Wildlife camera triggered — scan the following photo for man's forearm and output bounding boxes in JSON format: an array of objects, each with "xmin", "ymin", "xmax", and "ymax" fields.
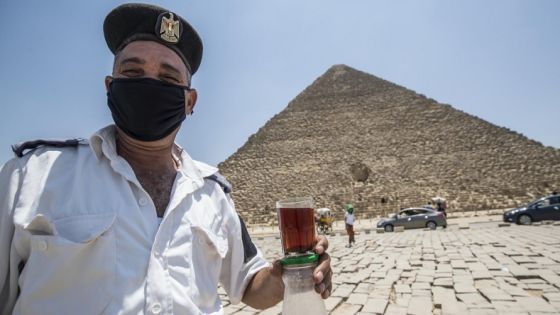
[{"xmin": 242, "ymin": 264, "xmax": 284, "ymax": 309}]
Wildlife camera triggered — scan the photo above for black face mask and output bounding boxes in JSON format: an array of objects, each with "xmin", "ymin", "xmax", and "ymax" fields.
[{"xmin": 107, "ymin": 78, "xmax": 189, "ymax": 141}]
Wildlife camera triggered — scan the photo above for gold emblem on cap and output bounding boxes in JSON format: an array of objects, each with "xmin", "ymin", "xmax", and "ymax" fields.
[{"xmin": 159, "ymin": 12, "xmax": 180, "ymax": 43}]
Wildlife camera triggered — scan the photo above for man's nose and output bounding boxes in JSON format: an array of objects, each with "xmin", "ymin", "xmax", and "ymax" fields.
[
  {"xmin": 141, "ymin": 73, "xmax": 161, "ymax": 80},
  {"xmin": 139, "ymin": 66, "xmax": 162, "ymax": 81}
]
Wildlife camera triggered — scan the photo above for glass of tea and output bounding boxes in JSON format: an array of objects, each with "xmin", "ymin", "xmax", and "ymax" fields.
[{"xmin": 276, "ymin": 196, "xmax": 316, "ymax": 256}]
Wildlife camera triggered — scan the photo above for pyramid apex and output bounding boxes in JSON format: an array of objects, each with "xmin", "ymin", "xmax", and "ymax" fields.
[
  {"xmin": 319, "ymin": 64, "xmax": 389, "ymax": 83},
  {"xmin": 325, "ymin": 64, "xmax": 361, "ymax": 74},
  {"xmin": 329, "ymin": 64, "xmax": 353, "ymax": 70}
]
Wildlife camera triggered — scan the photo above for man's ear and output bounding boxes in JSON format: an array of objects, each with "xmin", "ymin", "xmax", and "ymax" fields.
[
  {"xmin": 186, "ymin": 89, "xmax": 198, "ymax": 115},
  {"xmin": 104, "ymin": 76, "xmax": 113, "ymax": 91}
]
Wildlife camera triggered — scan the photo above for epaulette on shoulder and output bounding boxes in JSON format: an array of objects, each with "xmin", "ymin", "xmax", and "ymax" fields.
[
  {"xmin": 204, "ymin": 173, "xmax": 232, "ymax": 194},
  {"xmin": 12, "ymin": 138, "xmax": 87, "ymax": 158}
]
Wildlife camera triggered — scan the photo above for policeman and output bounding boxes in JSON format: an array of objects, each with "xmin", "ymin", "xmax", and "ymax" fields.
[{"xmin": 0, "ymin": 3, "xmax": 332, "ymax": 314}]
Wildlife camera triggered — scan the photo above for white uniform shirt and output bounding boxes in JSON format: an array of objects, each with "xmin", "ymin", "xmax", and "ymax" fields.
[
  {"xmin": 345, "ymin": 213, "xmax": 355, "ymax": 225},
  {"xmin": 0, "ymin": 125, "xmax": 269, "ymax": 315}
]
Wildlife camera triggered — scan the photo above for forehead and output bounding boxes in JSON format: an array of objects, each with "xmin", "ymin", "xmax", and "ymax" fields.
[{"xmin": 116, "ymin": 41, "xmax": 186, "ymax": 71}]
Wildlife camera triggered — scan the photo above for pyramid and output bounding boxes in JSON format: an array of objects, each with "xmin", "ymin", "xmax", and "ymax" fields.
[{"xmin": 219, "ymin": 65, "xmax": 560, "ymax": 225}]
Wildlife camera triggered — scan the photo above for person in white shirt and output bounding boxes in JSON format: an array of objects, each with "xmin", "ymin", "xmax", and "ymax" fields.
[
  {"xmin": 344, "ymin": 204, "xmax": 355, "ymax": 248},
  {"xmin": 0, "ymin": 3, "xmax": 332, "ymax": 314}
]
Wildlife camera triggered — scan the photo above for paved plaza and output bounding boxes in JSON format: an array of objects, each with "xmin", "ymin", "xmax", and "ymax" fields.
[{"xmin": 221, "ymin": 219, "xmax": 560, "ymax": 314}]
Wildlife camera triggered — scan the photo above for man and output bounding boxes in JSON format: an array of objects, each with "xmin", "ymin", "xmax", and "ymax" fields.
[
  {"xmin": 344, "ymin": 204, "xmax": 355, "ymax": 248},
  {"xmin": 0, "ymin": 3, "xmax": 331, "ymax": 314},
  {"xmin": 436, "ymin": 201, "xmax": 447, "ymax": 217}
]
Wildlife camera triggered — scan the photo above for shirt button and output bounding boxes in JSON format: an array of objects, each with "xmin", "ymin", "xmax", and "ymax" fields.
[
  {"xmin": 150, "ymin": 302, "xmax": 162, "ymax": 314},
  {"xmin": 138, "ymin": 197, "xmax": 148, "ymax": 207},
  {"xmin": 37, "ymin": 240, "xmax": 48, "ymax": 251}
]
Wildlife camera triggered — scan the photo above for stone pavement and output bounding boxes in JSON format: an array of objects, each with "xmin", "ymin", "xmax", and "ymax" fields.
[{"xmin": 221, "ymin": 221, "xmax": 560, "ymax": 314}]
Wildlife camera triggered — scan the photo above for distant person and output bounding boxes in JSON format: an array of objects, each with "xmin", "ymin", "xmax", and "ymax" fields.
[
  {"xmin": 553, "ymin": 190, "xmax": 559, "ymax": 195},
  {"xmin": 436, "ymin": 201, "xmax": 447, "ymax": 217},
  {"xmin": 425, "ymin": 201, "xmax": 435, "ymax": 210},
  {"xmin": 345, "ymin": 204, "xmax": 356, "ymax": 247}
]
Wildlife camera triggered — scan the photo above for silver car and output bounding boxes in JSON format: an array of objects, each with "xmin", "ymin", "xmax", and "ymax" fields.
[
  {"xmin": 377, "ymin": 208, "xmax": 447, "ymax": 232},
  {"xmin": 503, "ymin": 195, "xmax": 560, "ymax": 225}
]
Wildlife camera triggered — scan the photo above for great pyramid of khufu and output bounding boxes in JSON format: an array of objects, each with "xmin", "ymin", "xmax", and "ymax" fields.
[{"xmin": 219, "ymin": 65, "xmax": 560, "ymax": 225}]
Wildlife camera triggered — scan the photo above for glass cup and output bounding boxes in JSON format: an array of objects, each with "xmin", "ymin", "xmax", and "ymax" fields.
[{"xmin": 276, "ymin": 196, "xmax": 316, "ymax": 255}]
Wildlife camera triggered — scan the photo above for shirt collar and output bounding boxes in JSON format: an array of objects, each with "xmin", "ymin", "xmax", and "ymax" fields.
[
  {"xmin": 89, "ymin": 125, "xmax": 218, "ymax": 185},
  {"xmin": 90, "ymin": 125, "xmax": 118, "ymax": 162}
]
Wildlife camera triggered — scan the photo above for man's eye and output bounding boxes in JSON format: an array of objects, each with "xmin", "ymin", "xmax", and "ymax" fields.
[
  {"xmin": 164, "ymin": 76, "xmax": 180, "ymax": 83},
  {"xmin": 122, "ymin": 69, "xmax": 141, "ymax": 76}
]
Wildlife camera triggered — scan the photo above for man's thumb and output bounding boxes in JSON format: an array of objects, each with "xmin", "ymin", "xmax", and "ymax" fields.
[{"xmin": 270, "ymin": 259, "xmax": 283, "ymax": 277}]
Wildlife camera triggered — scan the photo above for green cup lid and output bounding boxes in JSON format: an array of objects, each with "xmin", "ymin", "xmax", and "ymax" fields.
[{"xmin": 280, "ymin": 254, "xmax": 319, "ymax": 266}]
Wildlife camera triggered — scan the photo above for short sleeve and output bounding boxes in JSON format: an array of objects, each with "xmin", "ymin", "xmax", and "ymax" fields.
[{"xmin": 218, "ymin": 199, "xmax": 269, "ymax": 305}]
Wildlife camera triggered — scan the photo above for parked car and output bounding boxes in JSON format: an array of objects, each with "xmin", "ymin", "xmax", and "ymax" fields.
[
  {"xmin": 503, "ymin": 195, "xmax": 560, "ymax": 225},
  {"xmin": 377, "ymin": 208, "xmax": 447, "ymax": 232}
]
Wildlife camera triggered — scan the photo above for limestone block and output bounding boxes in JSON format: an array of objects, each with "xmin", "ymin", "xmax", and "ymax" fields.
[
  {"xmin": 432, "ymin": 287, "xmax": 456, "ymax": 308},
  {"xmin": 407, "ymin": 297, "xmax": 432, "ymax": 315},
  {"xmin": 346, "ymin": 293, "xmax": 369, "ymax": 305},
  {"xmin": 441, "ymin": 301, "xmax": 468, "ymax": 315},
  {"xmin": 454, "ymin": 283, "xmax": 478, "ymax": 294},
  {"xmin": 478, "ymin": 287, "xmax": 515, "ymax": 302},
  {"xmin": 362, "ymin": 298, "xmax": 388, "ymax": 314},
  {"xmin": 516, "ymin": 296, "xmax": 557, "ymax": 313},
  {"xmin": 325, "ymin": 297, "xmax": 343, "ymax": 312},
  {"xmin": 331, "ymin": 303, "xmax": 362, "ymax": 315}
]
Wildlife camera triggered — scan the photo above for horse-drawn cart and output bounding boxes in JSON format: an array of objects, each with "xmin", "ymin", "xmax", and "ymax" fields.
[{"xmin": 316, "ymin": 207, "xmax": 334, "ymax": 235}]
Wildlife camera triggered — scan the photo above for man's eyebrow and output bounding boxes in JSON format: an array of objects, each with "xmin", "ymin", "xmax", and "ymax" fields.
[
  {"xmin": 160, "ymin": 63, "xmax": 183, "ymax": 77},
  {"xmin": 119, "ymin": 57, "xmax": 145, "ymax": 66}
]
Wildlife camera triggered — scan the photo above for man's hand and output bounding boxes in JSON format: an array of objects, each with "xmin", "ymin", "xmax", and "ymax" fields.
[
  {"xmin": 269, "ymin": 235, "xmax": 332, "ymax": 298},
  {"xmin": 242, "ymin": 235, "xmax": 333, "ymax": 309},
  {"xmin": 312, "ymin": 235, "xmax": 332, "ymax": 299}
]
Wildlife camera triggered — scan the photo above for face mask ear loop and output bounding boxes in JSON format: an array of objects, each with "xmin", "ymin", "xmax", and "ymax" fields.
[{"xmin": 185, "ymin": 85, "xmax": 194, "ymax": 115}]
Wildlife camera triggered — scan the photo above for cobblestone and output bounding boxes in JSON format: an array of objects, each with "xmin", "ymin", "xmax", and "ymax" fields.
[
  {"xmin": 361, "ymin": 298, "xmax": 388, "ymax": 314},
  {"xmin": 223, "ymin": 221, "xmax": 560, "ymax": 314}
]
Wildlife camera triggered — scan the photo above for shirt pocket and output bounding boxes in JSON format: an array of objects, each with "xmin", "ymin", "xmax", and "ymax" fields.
[
  {"xmin": 189, "ymin": 225, "xmax": 229, "ymax": 308},
  {"xmin": 16, "ymin": 212, "xmax": 117, "ymax": 315}
]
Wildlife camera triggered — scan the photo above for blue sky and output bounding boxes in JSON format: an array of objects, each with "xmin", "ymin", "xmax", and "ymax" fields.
[{"xmin": 1, "ymin": 1, "xmax": 559, "ymax": 166}]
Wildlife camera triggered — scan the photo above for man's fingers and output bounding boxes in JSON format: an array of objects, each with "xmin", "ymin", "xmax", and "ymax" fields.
[
  {"xmin": 312, "ymin": 236, "xmax": 332, "ymax": 299},
  {"xmin": 315, "ymin": 270, "xmax": 324, "ymax": 282},
  {"xmin": 314, "ymin": 253, "xmax": 331, "ymax": 281},
  {"xmin": 314, "ymin": 235, "xmax": 329, "ymax": 254},
  {"xmin": 317, "ymin": 252, "xmax": 331, "ymax": 271},
  {"xmin": 314, "ymin": 282, "xmax": 325, "ymax": 294},
  {"xmin": 314, "ymin": 268, "xmax": 333, "ymax": 297},
  {"xmin": 321, "ymin": 280, "xmax": 332, "ymax": 299}
]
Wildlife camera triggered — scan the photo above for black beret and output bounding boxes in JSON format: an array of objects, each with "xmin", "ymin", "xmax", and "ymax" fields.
[{"xmin": 104, "ymin": 3, "xmax": 203, "ymax": 74}]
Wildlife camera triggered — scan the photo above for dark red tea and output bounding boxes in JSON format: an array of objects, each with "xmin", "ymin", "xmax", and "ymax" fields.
[{"xmin": 278, "ymin": 207, "xmax": 316, "ymax": 254}]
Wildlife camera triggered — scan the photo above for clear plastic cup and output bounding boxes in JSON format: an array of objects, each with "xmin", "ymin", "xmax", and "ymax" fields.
[{"xmin": 281, "ymin": 255, "xmax": 327, "ymax": 315}]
